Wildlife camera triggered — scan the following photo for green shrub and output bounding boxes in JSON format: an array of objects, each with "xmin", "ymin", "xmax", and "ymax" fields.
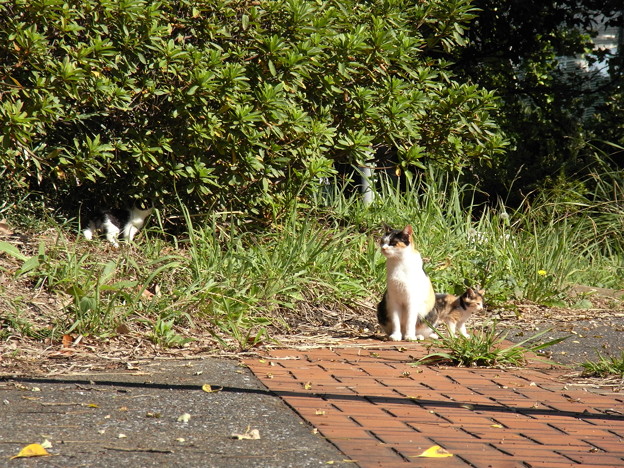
[{"xmin": 0, "ymin": 0, "xmax": 506, "ymax": 221}]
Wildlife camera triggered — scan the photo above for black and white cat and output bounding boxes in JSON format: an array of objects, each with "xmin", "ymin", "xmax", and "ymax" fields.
[
  {"xmin": 377, "ymin": 225, "xmax": 436, "ymax": 341},
  {"xmin": 82, "ymin": 199, "xmax": 153, "ymax": 248}
]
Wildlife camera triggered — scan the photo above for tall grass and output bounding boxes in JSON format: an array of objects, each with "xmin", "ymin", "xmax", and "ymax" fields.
[
  {"xmin": 322, "ymin": 167, "xmax": 623, "ymax": 305},
  {"xmin": 2, "ymin": 165, "xmax": 622, "ymax": 349}
]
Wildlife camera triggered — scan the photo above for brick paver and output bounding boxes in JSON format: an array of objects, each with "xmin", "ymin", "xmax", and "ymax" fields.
[{"xmin": 244, "ymin": 340, "xmax": 624, "ymax": 467}]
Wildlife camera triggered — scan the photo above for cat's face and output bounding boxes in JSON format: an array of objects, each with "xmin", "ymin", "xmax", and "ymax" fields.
[
  {"xmin": 379, "ymin": 225, "xmax": 414, "ymax": 258},
  {"xmin": 462, "ymin": 288, "xmax": 485, "ymax": 311},
  {"xmin": 134, "ymin": 199, "xmax": 153, "ymax": 212}
]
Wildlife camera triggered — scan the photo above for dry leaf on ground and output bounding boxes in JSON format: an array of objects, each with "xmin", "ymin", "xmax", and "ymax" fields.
[
  {"xmin": 231, "ymin": 426, "xmax": 260, "ymax": 440},
  {"xmin": 0, "ymin": 220, "xmax": 13, "ymax": 236},
  {"xmin": 10, "ymin": 443, "xmax": 50, "ymax": 459},
  {"xmin": 414, "ymin": 445, "xmax": 453, "ymax": 458},
  {"xmin": 201, "ymin": 384, "xmax": 223, "ymax": 393}
]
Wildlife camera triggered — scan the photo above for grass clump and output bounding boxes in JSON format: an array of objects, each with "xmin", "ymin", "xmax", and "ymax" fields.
[
  {"xmin": 1, "ymin": 163, "xmax": 622, "ymax": 353},
  {"xmin": 1, "ymin": 207, "xmax": 380, "ymax": 351},
  {"xmin": 416, "ymin": 324, "xmax": 568, "ymax": 368},
  {"xmin": 581, "ymin": 352, "xmax": 624, "ymax": 378}
]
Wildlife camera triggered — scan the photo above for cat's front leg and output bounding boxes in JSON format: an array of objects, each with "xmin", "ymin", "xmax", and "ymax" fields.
[
  {"xmin": 106, "ymin": 230, "xmax": 121, "ymax": 248},
  {"xmin": 402, "ymin": 311, "xmax": 419, "ymax": 341},
  {"xmin": 459, "ymin": 323, "xmax": 471, "ymax": 338},
  {"xmin": 124, "ymin": 222, "xmax": 141, "ymax": 242},
  {"xmin": 386, "ymin": 311, "xmax": 403, "ymax": 341},
  {"xmin": 83, "ymin": 221, "xmax": 96, "ymax": 240}
]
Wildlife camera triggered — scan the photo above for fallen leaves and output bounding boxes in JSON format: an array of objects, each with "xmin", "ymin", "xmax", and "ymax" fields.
[
  {"xmin": 57, "ymin": 333, "xmax": 84, "ymax": 356},
  {"xmin": 41, "ymin": 439, "xmax": 53, "ymax": 449},
  {"xmin": 0, "ymin": 219, "xmax": 13, "ymax": 236},
  {"xmin": 201, "ymin": 384, "xmax": 223, "ymax": 393},
  {"xmin": 414, "ymin": 445, "xmax": 454, "ymax": 458},
  {"xmin": 61, "ymin": 334, "xmax": 73, "ymax": 348},
  {"xmin": 11, "ymin": 443, "xmax": 50, "ymax": 459},
  {"xmin": 231, "ymin": 426, "xmax": 260, "ymax": 440},
  {"xmin": 115, "ymin": 323, "xmax": 131, "ymax": 335}
]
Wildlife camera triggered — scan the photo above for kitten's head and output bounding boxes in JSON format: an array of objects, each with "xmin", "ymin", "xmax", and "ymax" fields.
[
  {"xmin": 379, "ymin": 225, "xmax": 415, "ymax": 258},
  {"xmin": 461, "ymin": 288, "xmax": 485, "ymax": 312},
  {"xmin": 134, "ymin": 198, "xmax": 153, "ymax": 213}
]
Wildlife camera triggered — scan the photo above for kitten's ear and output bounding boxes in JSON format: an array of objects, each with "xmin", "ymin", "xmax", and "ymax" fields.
[
  {"xmin": 382, "ymin": 222, "xmax": 392, "ymax": 233},
  {"xmin": 403, "ymin": 225, "xmax": 413, "ymax": 236},
  {"xmin": 465, "ymin": 287, "xmax": 476, "ymax": 297},
  {"xmin": 138, "ymin": 199, "xmax": 153, "ymax": 210}
]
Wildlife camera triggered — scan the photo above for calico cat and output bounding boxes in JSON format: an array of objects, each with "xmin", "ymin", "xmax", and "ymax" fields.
[
  {"xmin": 422, "ymin": 287, "xmax": 485, "ymax": 338},
  {"xmin": 376, "ymin": 225, "xmax": 436, "ymax": 341},
  {"xmin": 82, "ymin": 199, "xmax": 153, "ymax": 248}
]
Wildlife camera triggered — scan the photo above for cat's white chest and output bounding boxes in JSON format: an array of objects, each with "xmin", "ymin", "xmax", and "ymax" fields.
[
  {"xmin": 386, "ymin": 250, "xmax": 434, "ymax": 315},
  {"xmin": 129, "ymin": 215, "xmax": 146, "ymax": 229},
  {"xmin": 386, "ymin": 252, "xmax": 427, "ymax": 290},
  {"xmin": 122, "ymin": 207, "xmax": 152, "ymax": 241}
]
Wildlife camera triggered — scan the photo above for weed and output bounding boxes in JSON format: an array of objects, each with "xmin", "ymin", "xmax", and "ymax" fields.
[
  {"xmin": 0, "ymin": 313, "xmax": 57, "ymax": 340},
  {"xmin": 64, "ymin": 260, "xmax": 139, "ymax": 335},
  {"xmin": 150, "ymin": 318, "xmax": 193, "ymax": 348},
  {"xmin": 416, "ymin": 323, "xmax": 568, "ymax": 368},
  {"xmin": 581, "ymin": 352, "xmax": 624, "ymax": 378}
]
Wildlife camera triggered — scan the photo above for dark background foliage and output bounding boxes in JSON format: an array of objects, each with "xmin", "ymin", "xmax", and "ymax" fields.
[{"xmin": 451, "ymin": 0, "xmax": 623, "ymax": 203}]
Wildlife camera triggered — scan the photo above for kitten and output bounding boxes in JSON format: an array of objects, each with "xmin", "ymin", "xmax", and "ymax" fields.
[
  {"xmin": 423, "ymin": 288, "xmax": 485, "ymax": 338},
  {"xmin": 376, "ymin": 225, "xmax": 436, "ymax": 341},
  {"xmin": 82, "ymin": 199, "xmax": 153, "ymax": 248}
]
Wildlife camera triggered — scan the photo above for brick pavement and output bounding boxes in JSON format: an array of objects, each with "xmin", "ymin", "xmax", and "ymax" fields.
[{"xmin": 244, "ymin": 340, "xmax": 624, "ymax": 467}]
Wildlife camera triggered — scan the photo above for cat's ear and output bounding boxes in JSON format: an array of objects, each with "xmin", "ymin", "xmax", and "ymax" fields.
[
  {"xmin": 403, "ymin": 225, "xmax": 413, "ymax": 236},
  {"xmin": 465, "ymin": 287, "xmax": 476, "ymax": 297},
  {"xmin": 471, "ymin": 285, "xmax": 484, "ymax": 296},
  {"xmin": 140, "ymin": 199, "xmax": 153, "ymax": 210},
  {"xmin": 382, "ymin": 222, "xmax": 392, "ymax": 233}
]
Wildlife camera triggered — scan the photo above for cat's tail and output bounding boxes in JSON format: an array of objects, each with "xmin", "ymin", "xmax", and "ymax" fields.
[{"xmin": 376, "ymin": 292, "xmax": 390, "ymax": 333}]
